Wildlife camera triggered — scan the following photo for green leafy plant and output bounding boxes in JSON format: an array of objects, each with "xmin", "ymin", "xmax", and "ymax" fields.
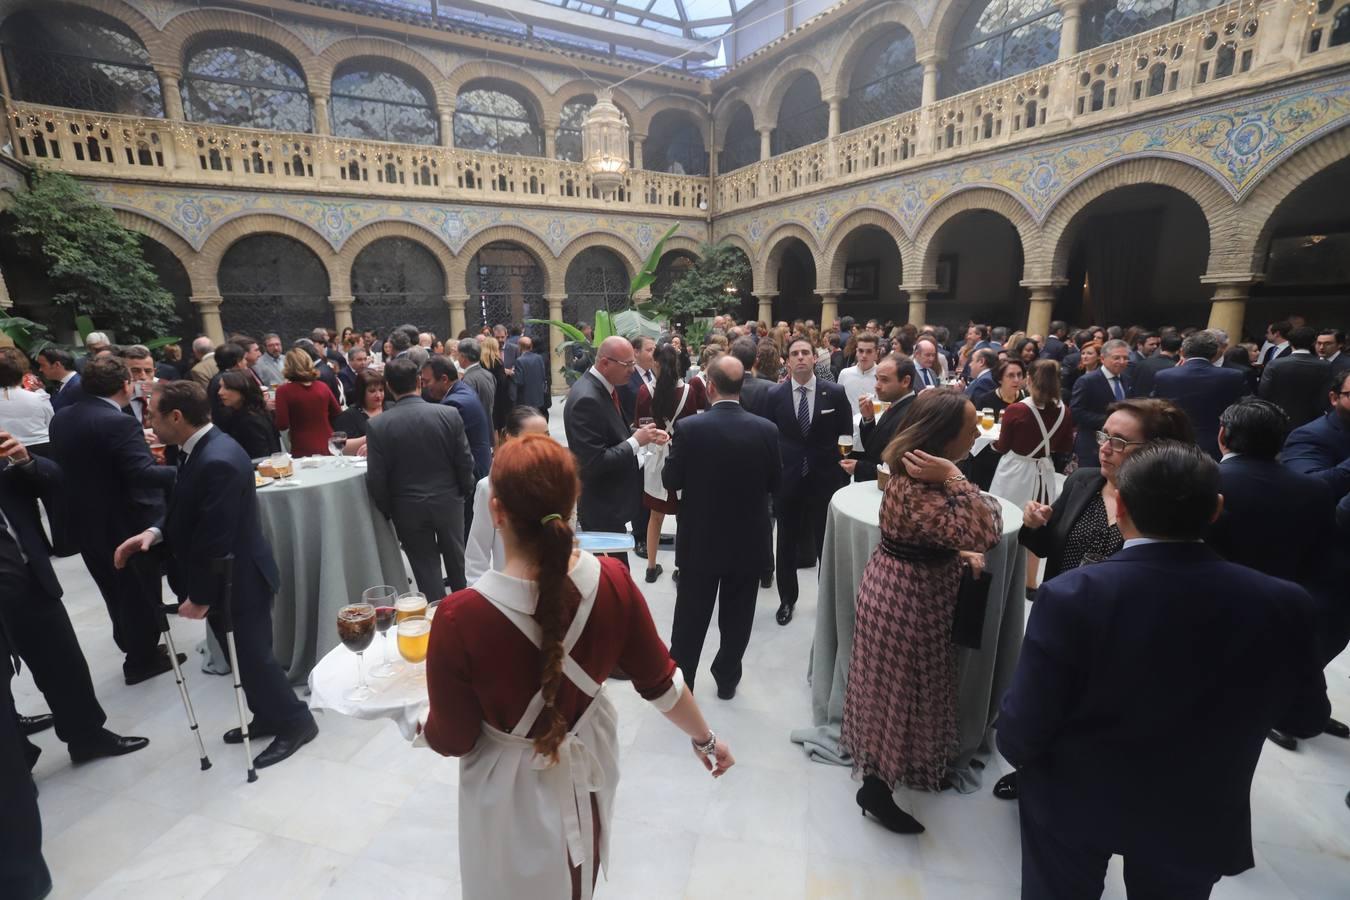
[
  {"xmin": 525, "ymin": 309, "xmax": 615, "ymax": 386},
  {"xmin": 636, "ymin": 240, "xmax": 750, "ymax": 325},
  {"xmin": 629, "ymin": 223, "xmax": 680, "ymax": 298},
  {"xmin": 9, "ymin": 169, "xmax": 176, "ymax": 343},
  {"xmin": 74, "ymin": 314, "xmax": 179, "ymax": 351},
  {"xmin": 0, "ymin": 309, "xmax": 52, "ymax": 355}
]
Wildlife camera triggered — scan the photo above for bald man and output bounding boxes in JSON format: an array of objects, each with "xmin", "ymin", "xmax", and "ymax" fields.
[{"xmin": 563, "ymin": 336, "xmax": 667, "ymax": 568}]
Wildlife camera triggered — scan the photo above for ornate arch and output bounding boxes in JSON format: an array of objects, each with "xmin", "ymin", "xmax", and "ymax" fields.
[
  {"xmin": 659, "ymin": 234, "xmax": 704, "ymax": 260},
  {"xmin": 545, "ymin": 81, "xmax": 641, "ymax": 131},
  {"xmin": 0, "ymin": 0, "xmax": 166, "ymax": 62},
  {"xmin": 446, "ymin": 61, "xmax": 550, "ymax": 124},
  {"xmin": 913, "ymin": 186, "xmax": 1039, "ymax": 284},
  {"xmin": 929, "ymin": 0, "xmax": 983, "ymax": 64},
  {"xmin": 160, "ymin": 9, "xmax": 324, "ymax": 88},
  {"xmin": 318, "ymin": 38, "xmax": 452, "ymax": 108},
  {"xmin": 756, "ymin": 52, "xmax": 831, "ymax": 127},
  {"xmin": 821, "ymin": 207, "xmax": 910, "ymax": 291},
  {"xmin": 335, "ymin": 220, "xmax": 451, "ymax": 292},
  {"xmin": 712, "ymin": 87, "xmax": 757, "ymax": 141},
  {"xmin": 755, "ymin": 222, "xmax": 823, "ymax": 294},
  {"xmin": 1040, "ymin": 157, "xmax": 1237, "ymax": 281},
  {"xmin": 827, "ymin": 1, "xmax": 932, "ymax": 100},
  {"xmin": 556, "ymin": 233, "xmax": 640, "ymax": 285},
  {"xmin": 114, "ymin": 209, "xmax": 211, "ymax": 295},
  {"xmin": 1237, "ymin": 125, "xmax": 1350, "ymax": 276},
  {"xmin": 634, "ymin": 95, "xmax": 711, "ymax": 147},
  {"xmin": 197, "ymin": 215, "xmax": 338, "ymax": 296},
  {"xmin": 448, "ymin": 225, "xmax": 557, "ymax": 296}
]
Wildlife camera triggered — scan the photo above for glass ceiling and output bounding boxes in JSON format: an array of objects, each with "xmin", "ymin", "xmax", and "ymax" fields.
[{"xmin": 549, "ymin": 0, "xmax": 738, "ymax": 39}]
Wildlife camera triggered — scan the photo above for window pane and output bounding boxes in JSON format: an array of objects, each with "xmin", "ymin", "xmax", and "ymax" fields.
[{"xmin": 1002, "ymin": 13, "xmax": 1062, "ymax": 80}]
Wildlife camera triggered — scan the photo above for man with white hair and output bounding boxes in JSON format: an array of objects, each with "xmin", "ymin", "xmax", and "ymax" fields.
[
  {"xmin": 188, "ymin": 336, "xmax": 217, "ymax": 386},
  {"xmin": 418, "ymin": 332, "xmax": 435, "ymax": 349}
]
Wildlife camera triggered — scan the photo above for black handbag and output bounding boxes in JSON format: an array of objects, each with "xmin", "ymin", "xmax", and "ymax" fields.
[{"xmin": 951, "ymin": 568, "xmax": 992, "ymax": 650}]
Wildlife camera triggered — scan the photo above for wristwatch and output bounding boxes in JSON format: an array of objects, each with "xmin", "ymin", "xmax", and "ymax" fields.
[{"xmin": 691, "ymin": 730, "xmax": 717, "ymax": 756}]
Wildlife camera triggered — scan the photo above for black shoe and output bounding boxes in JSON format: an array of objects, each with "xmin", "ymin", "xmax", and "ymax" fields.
[
  {"xmin": 993, "ymin": 771, "xmax": 1019, "ymax": 800},
  {"xmin": 224, "ymin": 723, "xmax": 278, "ymax": 745},
  {"xmin": 1324, "ymin": 717, "xmax": 1349, "ymax": 739},
  {"xmin": 1025, "ymin": 587, "xmax": 1038, "ymax": 603},
  {"xmin": 673, "ymin": 568, "xmax": 679, "ymax": 584},
  {"xmin": 644, "ymin": 564, "xmax": 663, "ymax": 583},
  {"xmin": 760, "ymin": 572, "xmax": 773, "ymax": 590},
  {"xmin": 252, "ymin": 718, "xmax": 318, "ymax": 770},
  {"xmin": 161, "ymin": 602, "xmax": 180, "ymax": 616},
  {"xmin": 124, "ymin": 651, "xmax": 187, "ymax": 686},
  {"xmin": 856, "ymin": 775, "xmax": 924, "ymax": 834},
  {"xmin": 776, "ymin": 602, "xmax": 795, "ymax": 626},
  {"xmin": 19, "ymin": 714, "xmax": 54, "ymax": 736},
  {"xmin": 69, "ymin": 729, "xmax": 150, "ymax": 763},
  {"xmin": 716, "ymin": 683, "xmax": 736, "ymax": 700},
  {"xmin": 1267, "ymin": 729, "xmax": 1298, "ymax": 751},
  {"xmin": 633, "ymin": 541, "xmax": 648, "ymax": 560}
]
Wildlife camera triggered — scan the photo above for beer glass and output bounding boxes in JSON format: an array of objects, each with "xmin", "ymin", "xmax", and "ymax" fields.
[
  {"xmin": 363, "ymin": 585, "xmax": 401, "ymax": 677},
  {"xmin": 397, "ymin": 616, "xmax": 432, "ymax": 682},
  {"xmin": 337, "ymin": 603, "xmax": 376, "ymax": 701},
  {"xmin": 395, "ymin": 592, "xmax": 427, "ymax": 623},
  {"xmin": 838, "ymin": 434, "xmax": 854, "ymax": 457},
  {"xmin": 980, "ymin": 408, "xmax": 996, "ymax": 431}
]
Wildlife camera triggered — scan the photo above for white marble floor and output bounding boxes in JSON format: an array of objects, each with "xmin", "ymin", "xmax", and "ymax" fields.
[{"xmin": 16, "ymin": 417, "xmax": 1350, "ymax": 898}]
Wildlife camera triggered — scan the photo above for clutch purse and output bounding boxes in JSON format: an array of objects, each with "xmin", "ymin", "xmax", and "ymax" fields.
[{"xmin": 951, "ymin": 568, "xmax": 992, "ymax": 650}]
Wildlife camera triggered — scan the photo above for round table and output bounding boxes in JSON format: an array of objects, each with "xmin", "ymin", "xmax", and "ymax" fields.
[
  {"xmin": 789, "ymin": 481, "xmax": 1026, "ymax": 793},
  {"xmin": 854, "ymin": 413, "xmax": 999, "ymax": 456}
]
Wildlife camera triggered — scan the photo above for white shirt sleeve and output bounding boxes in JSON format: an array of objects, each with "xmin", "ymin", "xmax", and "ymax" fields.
[{"xmin": 464, "ymin": 478, "xmax": 496, "ymax": 585}]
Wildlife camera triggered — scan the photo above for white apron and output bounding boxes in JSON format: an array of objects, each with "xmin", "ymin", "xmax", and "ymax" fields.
[
  {"xmin": 988, "ymin": 397, "xmax": 1065, "ymax": 507},
  {"xmin": 642, "ymin": 383, "xmax": 690, "ymax": 501},
  {"xmin": 458, "ymin": 553, "xmax": 620, "ymax": 900}
]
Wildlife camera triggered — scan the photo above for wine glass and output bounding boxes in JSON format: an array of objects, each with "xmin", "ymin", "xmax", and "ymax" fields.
[
  {"xmin": 397, "ymin": 615, "xmax": 432, "ymax": 683},
  {"xmin": 363, "ymin": 585, "xmax": 401, "ymax": 678},
  {"xmin": 336, "ymin": 603, "xmax": 376, "ymax": 701},
  {"xmin": 328, "ymin": 431, "xmax": 348, "ymax": 467}
]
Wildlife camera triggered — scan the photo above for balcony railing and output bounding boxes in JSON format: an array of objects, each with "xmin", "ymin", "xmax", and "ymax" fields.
[
  {"xmin": 715, "ymin": 0, "xmax": 1350, "ymax": 214},
  {"xmin": 3, "ymin": 105, "xmax": 710, "ymax": 215}
]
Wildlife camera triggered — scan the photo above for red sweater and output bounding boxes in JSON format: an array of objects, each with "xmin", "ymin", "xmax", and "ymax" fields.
[
  {"xmin": 994, "ymin": 401, "xmax": 1075, "ymax": 457},
  {"xmin": 274, "ymin": 380, "xmax": 340, "ymax": 457},
  {"xmin": 423, "ymin": 556, "xmax": 677, "ymax": 757}
]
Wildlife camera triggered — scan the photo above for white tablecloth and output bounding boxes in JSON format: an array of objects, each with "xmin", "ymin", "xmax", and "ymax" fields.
[{"xmin": 308, "ymin": 632, "xmax": 429, "ymax": 740}]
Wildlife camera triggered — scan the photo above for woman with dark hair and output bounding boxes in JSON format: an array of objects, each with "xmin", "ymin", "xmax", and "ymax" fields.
[
  {"xmin": 634, "ymin": 342, "xmax": 706, "ymax": 583},
  {"xmin": 333, "ymin": 369, "xmax": 387, "ymax": 456},
  {"xmin": 1223, "ymin": 345, "xmax": 1260, "ymax": 394},
  {"xmin": 841, "ymin": 390, "xmax": 1003, "ymax": 835},
  {"xmin": 973, "ymin": 359, "xmax": 1027, "ymax": 421},
  {"xmin": 1013, "ymin": 338, "xmax": 1040, "ymax": 366},
  {"xmin": 217, "ymin": 370, "xmax": 281, "ymax": 459},
  {"xmin": 422, "ymin": 434, "xmax": 733, "ymax": 900},
  {"xmin": 274, "ymin": 348, "xmax": 340, "ymax": 456}
]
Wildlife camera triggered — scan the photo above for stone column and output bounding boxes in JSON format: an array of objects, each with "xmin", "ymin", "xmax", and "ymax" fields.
[
  {"xmin": 329, "ymin": 295, "xmax": 354, "ymax": 335},
  {"xmin": 192, "ymin": 293, "xmax": 225, "ymax": 345},
  {"xmin": 546, "ymin": 293, "xmax": 567, "ymax": 396},
  {"xmin": 312, "ymin": 94, "xmax": 331, "ymax": 136},
  {"xmin": 1201, "ymin": 275, "xmax": 1260, "ymax": 341},
  {"xmin": 1020, "ymin": 279, "xmax": 1065, "ymax": 339},
  {"xmin": 542, "ymin": 120, "xmax": 558, "ymax": 160},
  {"xmin": 1056, "ymin": 0, "xmax": 1087, "ymax": 60},
  {"xmin": 919, "ymin": 54, "xmax": 943, "ymax": 107},
  {"xmin": 631, "ymin": 134, "xmax": 645, "ymax": 169},
  {"xmin": 756, "ymin": 291, "xmax": 777, "ymax": 325},
  {"xmin": 899, "ymin": 283, "xmax": 936, "ymax": 328},
  {"xmin": 439, "ymin": 111, "xmax": 453, "ymax": 147},
  {"xmin": 0, "ymin": 265, "xmax": 12, "ymax": 310},
  {"xmin": 446, "ymin": 293, "xmax": 469, "ymax": 340},
  {"xmin": 827, "ymin": 97, "xmax": 842, "ymax": 138},
  {"xmin": 820, "ymin": 291, "xmax": 841, "ymax": 332},
  {"xmin": 157, "ymin": 69, "xmax": 186, "ymax": 121},
  {"xmin": 758, "ymin": 126, "xmax": 773, "ymax": 160}
]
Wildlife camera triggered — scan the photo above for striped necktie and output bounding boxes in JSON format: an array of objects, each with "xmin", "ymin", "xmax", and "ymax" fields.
[{"xmin": 797, "ymin": 386, "xmax": 810, "ymax": 474}]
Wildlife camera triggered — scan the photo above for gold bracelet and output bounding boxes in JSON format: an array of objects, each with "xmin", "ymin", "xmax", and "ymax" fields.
[{"xmin": 943, "ymin": 474, "xmax": 967, "ymax": 487}]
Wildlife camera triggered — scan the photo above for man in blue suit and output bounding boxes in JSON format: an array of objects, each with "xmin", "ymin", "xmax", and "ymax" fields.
[
  {"xmin": 1151, "ymin": 330, "xmax": 1249, "ymax": 459},
  {"xmin": 1281, "ymin": 369, "xmax": 1350, "ymax": 502},
  {"xmin": 115, "ymin": 381, "xmax": 318, "ymax": 770},
  {"xmin": 998, "ymin": 442, "xmax": 1329, "ymax": 900},
  {"xmin": 511, "ymin": 335, "xmax": 550, "ymax": 419},
  {"xmin": 420, "ymin": 355, "xmax": 492, "ymax": 480},
  {"xmin": 766, "ymin": 336, "xmax": 852, "ymax": 625},
  {"xmin": 1069, "ymin": 339, "xmax": 1133, "ymax": 467},
  {"xmin": 37, "ymin": 347, "xmax": 83, "ymax": 412}
]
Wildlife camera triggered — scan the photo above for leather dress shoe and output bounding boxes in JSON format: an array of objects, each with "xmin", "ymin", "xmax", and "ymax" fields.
[
  {"xmin": 775, "ymin": 602, "xmax": 795, "ymax": 626},
  {"xmin": 20, "ymin": 713, "xmax": 54, "ymax": 736},
  {"xmin": 644, "ymin": 564, "xmax": 663, "ymax": 583},
  {"xmin": 993, "ymin": 771, "xmax": 1019, "ymax": 800},
  {"xmin": 1324, "ymin": 717, "xmax": 1349, "ymax": 739},
  {"xmin": 760, "ymin": 572, "xmax": 773, "ymax": 590},
  {"xmin": 633, "ymin": 541, "xmax": 648, "ymax": 560},
  {"xmin": 124, "ymin": 651, "xmax": 188, "ymax": 686},
  {"xmin": 69, "ymin": 729, "xmax": 150, "ymax": 763},
  {"xmin": 253, "ymin": 718, "xmax": 318, "ymax": 770},
  {"xmin": 716, "ymin": 683, "xmax": 736, "ymax": 700},
  {"xmin": 224, "ymin": 723, "xmax": 278, "ymax": 745},
  {"xmin": 1267, "ymin": 728, "xmax": 1298, "ymax": 751}
]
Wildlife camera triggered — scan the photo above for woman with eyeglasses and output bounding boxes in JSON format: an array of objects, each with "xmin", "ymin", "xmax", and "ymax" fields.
[{"xmin": 992, "ymin": 398, "xmax": 1195, "ymax": 802}]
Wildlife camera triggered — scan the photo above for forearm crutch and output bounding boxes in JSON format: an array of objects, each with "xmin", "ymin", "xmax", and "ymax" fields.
[
  {"xmin": 213, "ymin": 555, "xmax": 257, "ymax": 783},
  {"xmin": 155, "ymin": 600, "xmax": 210, "ymax": 771}
]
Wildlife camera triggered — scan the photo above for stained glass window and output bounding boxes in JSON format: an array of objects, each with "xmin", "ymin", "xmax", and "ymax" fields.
[
  {"xmin": 845, "ymin": 28, "xmax": 923, "ymax": 131},
  {"xmin": 218, "ymin": 235, "xmax": 330, "ymax": 341},
  {"xmin": 773, "ymin": 73, "xmax": 827, "ymax": 155},
  {"xmin": 184, "ymin": 40, "xmax": 311, "ymax": 132},
  {"xmin": 331, "ymin": 62, "xmax": 437, "ymax": 145},
  {"xmin": 944, "ymin": 0, "xmax": 1062, "ymax": 98},
  {"xmin": 0, "ymin": 10, "xmax": 163, "ymax": 116},
  {"xmin": 1081, "ymin": 0, "xmax": 1226, "ymax": 50},
  {"xmin": 454, "ymin": 86, "xmax": 541, "ymax": 156},
  {"xmin": 719, "ymin": 103, "xmax": 759, "ymax": 173},
  {"xmin": 645, "ymin": 110, "xmax": 707, "ymax": 175}
]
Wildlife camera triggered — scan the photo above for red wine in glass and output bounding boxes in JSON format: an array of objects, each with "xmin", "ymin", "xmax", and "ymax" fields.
[
  {"xmin": 375, "ymin": 606, "xmax": 395, "ymax": 633},
  {"xmin": 371, "ymin": 606, "xmax": 400, "ymax": 678}
]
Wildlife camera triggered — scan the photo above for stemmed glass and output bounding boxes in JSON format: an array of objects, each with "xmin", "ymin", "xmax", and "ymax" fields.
[
  {"xmin": 397, "ymin": 615, "xmax": 431, "ymax": 683},
  {"xmin": 363, "ymin": 585, "xmax": 401, "ymax": 678},
  {"xmin": 336, "ymin": 603, "xmax": 376, "ymax": 701},
  {"xmin": 328, "ymin": 431, "xmax": 348, "ymax": 467}
]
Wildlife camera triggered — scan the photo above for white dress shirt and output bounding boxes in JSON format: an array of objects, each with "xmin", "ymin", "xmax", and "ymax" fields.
[
  {"xmin": 838, "ymin": 364, "xmax": 877, "ymax": 413},
  {"xmin": 0, "ymin": 385, "xmax": 53, "ymax": 446},
  {"xmin": 790, "ymin": 375, "xmax": 817, "ymax": 423}
]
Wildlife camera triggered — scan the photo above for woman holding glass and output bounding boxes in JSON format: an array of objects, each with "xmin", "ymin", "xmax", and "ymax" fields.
[
  {"xmin": 217, "ymin": 370, "xmax": 281, "ymax": 459},
  {"xmin": 274, "ymin": 348, "xmax": 340, "ymax": 457},
  {"xmin": 332, "ymin": 370, "xmax": 386, "ymax": 455},
  {"xmin": 421, "ymin": 434, "xmax": 733, "ymax": 900},
  {"xmin": 968, "ymin": 359, "xmax": 1027, "ymax": 489}
]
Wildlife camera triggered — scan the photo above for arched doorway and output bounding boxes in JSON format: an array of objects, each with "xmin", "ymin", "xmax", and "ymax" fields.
[
  {"xmin": 467, "ymin": 242, "xmax": 545, "ymax": 341},
  {"xmin": 923, "ymin": 210, "xmax": 1024, "ymax": 329},
  {"xmin": 218, "ymin": 234, "xmax": 330, "ymax": 342},
  {"xmin": 351, "ymin": 237, "xmax": 447, "ymax": 338},
  {"xmin": 773, "ymin": 73, "xmax": 828, "ymax": 155},
  {"xmin": 136, "ymin": 236, "xmax": 192, "ymax": 344},
  {"xmin": 564, "ymin": 247, "xmax": 630, "ymax": 327},
  {"xmin": 833, "ymin": 225, "xmax": 904, "ymax": 323},
  {"xmin": 650, "ymin": 249, "xmax": 698, "ymax": 309},
  {"xmin": 645, "ymin": 110, "xmax": 707, "ymax": 175},
  {"xmin": 719, "ymin": 103, "xmax": 758, "ymax": 173},
  {"xmin": 771, "ymin": 238, "xmax": 818, "ymax": 322}
]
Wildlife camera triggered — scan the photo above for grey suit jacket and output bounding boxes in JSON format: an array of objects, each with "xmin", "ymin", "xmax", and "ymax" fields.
[
  {"xmin": 364, "ymin": 395, "xmax": 476, "ymax": 518},
  {"xmin": 462, "ymin": 364, "xmax": 497, "ymax": 422}
]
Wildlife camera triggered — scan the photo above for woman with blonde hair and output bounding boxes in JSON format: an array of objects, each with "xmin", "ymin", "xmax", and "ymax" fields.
[
  {"xmin": 274, "ymin": 347, "xmax": 340, "ymax": 456},
  {"xmin": 479, "ymin": 335, "xmax": 511, "ymax": 433}
]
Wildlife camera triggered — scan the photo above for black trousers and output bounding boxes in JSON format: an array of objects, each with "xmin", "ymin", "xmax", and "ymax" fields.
[
  {"xmin": 81, "ymin": 542, "xmax": 163, "ymax": 667},
  {"xmin": 207, "ymin": 594, "xmax": 310, "ymax": 734},
  {"xmin": 1019, "ymin": 802, "xmax": 1218, "ymax": 900},
  {"xmin": 392, "ymin": 499, "xmax": 466, "ymax": 597},
  {"xmin": 0, "ymin": 625, "xmax": 52, "ymax": 900},
  {"xmin": 774, "ymin": 477, "xmax": 834, "ymax": 607},
  {"xmin": 669, "ymin": 570, "xmax": 759, "ymax": 691},
  {"xmin": 0, "ymin": 569, "xmax": 106, "ymax": 746}
]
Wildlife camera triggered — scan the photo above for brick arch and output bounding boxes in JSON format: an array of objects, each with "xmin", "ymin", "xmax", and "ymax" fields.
[
  {"xmin": 446, "ymin": 61, "xmax": 550, "ymax": 125},
  {"xmin": 755, "ymin": 222, "xmax": 823, "ymax": 294},
  {"xmin": 557, "ymin": 234, "xmax": 640, "ymax": 285},
  {"xmin": 821, "ymin": 207, "xmax": 911, "ymax": 292},
  {"xmin": 827, "ymin": 1, "xmax": 932, "ymax": 101},
  {"xmin": 335, "ymin": 221, "xmax": 451, "ymax": 293},
  {"xmin": 0, "ymin": 0, "xmax": 165, "ymax": 63},
  {"xmin": 545, "ymin": 82, "xmax": 641, "ymax": 132},
  {"xmin": 160, "ymin": 9, "xmax": 324, "ymax": 89},
  {"xmin": 929, "ymin": 0, "xmax": 987, "ymax": 65},
  {"xmin": 1237, "ymin": 125, "xmax": 1350, "ymax": 276},
  {"xmin": 634, "ymin": 95, "xmax": 711, "ymax": 148},
  {"xmin": 114, "ymin": 209, "xmax": 211, "ymax": 296},
  {"xmin": 318, "ymin": 38, "xmax": 452, "ymax": 108},
  {"xmin": 197, "ymin": 215, "xmax": 338, "ymax": 296},
  {"xmin": 659, "ymin": 234, "xmax": 704, "ymax": 260},
  {"xmin": 1039, "ymin": 157, "xmax": 1237, "ymax": 282},
  {"xmin": 448, "ymin": 225, "xmax": 557, "ymax": 296},
  {"xmin": 913, "ymin": 186, "xmax": 1039, "ymax": 284},
  {"xmin": 713, "ymin": 87, "xmax": 758, "ymax": 140},
  {"xmin": 756, "ymin": 52, "xmax": 831, "ymax": 128}
]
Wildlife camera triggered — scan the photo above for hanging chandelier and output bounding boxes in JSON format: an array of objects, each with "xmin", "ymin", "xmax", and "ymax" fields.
[{"xmin": 582, "ymin": 89, "xmax": 630, "ymax": 197}]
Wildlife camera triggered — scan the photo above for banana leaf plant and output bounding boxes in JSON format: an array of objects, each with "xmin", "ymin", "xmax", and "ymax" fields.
[{"xmin": 0, "ymin": 309, "xmax": 52, "ymax": 355}]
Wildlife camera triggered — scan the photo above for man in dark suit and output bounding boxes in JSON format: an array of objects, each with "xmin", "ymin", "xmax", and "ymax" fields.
[
  {"xmin": 116, "ymin": 381, "xmax": 318, "ymax": 769},
  {"xmin": 1316, "ymin": 328, "xmax": 1349, "ymax": 378},
  {"xmin": 1070, "ymin": 339, "xmax": 1133, "ymax": 467},
  {"xmin": 420, "ymin": 356, "xmax": 492, "ymax": 480},
  {"xmin": 767, "ymin": 336, "xmax": 853, "ymax": 625},
  {"xmin": 1151, "ymin": 331, "xmax": 1248, "ymax": 459},
  {"xmin": 1259, "ymin": 326, "xmax": 1331, "ymax": 429},
  {"xmin": 842, "ymin": 355, "xmax": 916, "ymax": 482},
  {"xmin": 1131, "ymin": 332, "xmax": 1181, "ymax": 398},
  {"xmin": 998, "ymin": 442, "xmax": 1329, "ymax": 900},
  {"xmin": 368, "ymin": 358, "xmax": 477, "ymax": 595},
  {"xmin": 738, "ymin": 338, "xmax": 780, "ymax": 419},
  {"xmin": 663, "ymin": 356, "xmax": 780, "ymax": 699},
  {"xmin": 563, "ymin": 336, "xmax": 667, "ymax": 570},
  {"xmin": 1257, "ymin": 319, "xmax": 1292, "ymax": 368},
  {"xmin": 457, "ymin": 338, "xmax": 496, "ymax": 420},
  {"xmin": 512, "ymin": 335, "xmax": 550, "ymax": 419},
  {"xmin": 49, "ymin": 356, "xmax": 179, "ymax": 684},
  {"xmin": 1039, "ymin": 321, "xmax": 1069, "ymax": 362},
  {"xmin": 0, "ymin": 431, "xmax": 149, "ymax": 765},
  {"xmin": 617, "ymin": 335, "xmax": 656, "ymax": 426},
  {"xmin": 37, "ymin": 347, "xmax": 84, "ymax": 412},
  {"xmin": 1281, "ymin": 369, "xmax": 1350, "ymax": 502}
]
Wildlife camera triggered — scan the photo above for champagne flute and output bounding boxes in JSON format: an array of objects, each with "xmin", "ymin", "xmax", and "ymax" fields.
[
  {"xmin": 337, "ymin": 603, "xmax": 376, "ymax": 701},
  {"xmin": 363, "ymin": 585, "xmax": 401, "ymax": 677},
  {"xmin": 397, "ymin": 615, "xmax": 432, "ymax": 683}
]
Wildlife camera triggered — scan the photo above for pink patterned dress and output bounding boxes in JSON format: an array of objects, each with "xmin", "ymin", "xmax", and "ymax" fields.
[{"xmin": 840, "ymin": 473, "xmax": 1002, "ymax": 789}]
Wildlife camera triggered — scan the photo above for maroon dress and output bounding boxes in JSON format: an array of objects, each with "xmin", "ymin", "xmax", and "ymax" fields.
[
  {"xmin": 634, "ymin": 379, "xmax": 706, "ymax": 514},
  {"xmin": 840, "ymin": 473, "xmax": 1002, "ymax": 789}
]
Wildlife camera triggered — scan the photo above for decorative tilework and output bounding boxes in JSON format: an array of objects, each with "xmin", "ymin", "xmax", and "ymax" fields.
[{"xmin": 288, "ymin": 21, "xmax": 353, "ymax": 56}]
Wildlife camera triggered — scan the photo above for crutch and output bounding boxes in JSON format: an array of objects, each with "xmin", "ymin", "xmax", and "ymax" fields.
[
  {"xmin": 155, "ymin": 599, "xmax": 211, "ymax": 771},
  {"xmin": 213, "ymin": 555, "xmax": 257, "ymax": 783}
]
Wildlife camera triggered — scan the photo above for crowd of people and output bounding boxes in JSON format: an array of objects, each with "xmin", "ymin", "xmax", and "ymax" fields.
[{"xmin": 1, "ymin": 306, "xmax": 1347, "ymax": 899}]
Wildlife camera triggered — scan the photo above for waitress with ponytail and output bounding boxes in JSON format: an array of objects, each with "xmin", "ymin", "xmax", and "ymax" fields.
[{"xmin": 421, "ymin": 434, "xmax": 735, "ymax": 900}]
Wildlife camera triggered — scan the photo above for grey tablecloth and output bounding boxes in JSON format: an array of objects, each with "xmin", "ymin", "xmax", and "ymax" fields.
[
  {"xmin": 204, "ymin": 460, "xmax": 408, "ymax": 683},
  {"xmin": 789, "ymin": 481, "xmax": 1025, "ymax": 793}
]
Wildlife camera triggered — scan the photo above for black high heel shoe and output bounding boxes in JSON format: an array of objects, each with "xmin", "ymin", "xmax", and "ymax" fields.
[
  {"xmin": 993, "ymin": 771, "xmax": 1019, "ymax": 800},
  {"xmin": 856, "ymin": 775, "xmax": 925, "ymax": 834}
]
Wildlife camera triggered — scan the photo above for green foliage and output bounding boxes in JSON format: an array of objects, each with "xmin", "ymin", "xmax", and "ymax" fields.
[
  {"xmin": 636, "ymin": 240, "xmax": 750, "ymax": 323},
  {"xmin": 9, "ymin": 170, "xmax": 175, "ymax": 343},
  {"xmin": 0, "ymin": 310, "xmax": 51, "ymax": 354},
  {"xmin": 526, "ymin": 308, "xmax": 617, "ymax": 386},
  {"xmin": 629, "ymin": 223, "xmax": 680, "ymax": 298}
]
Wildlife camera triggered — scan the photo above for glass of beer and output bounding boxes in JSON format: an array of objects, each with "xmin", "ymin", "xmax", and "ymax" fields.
[
  {"xmin": 337, "ymin": 603, "xmax": 376, "ymax": 701},
  {"xmin": 395, "ymin": 591, "xmax": 427, "ymax": 624},
  {"xmin": 363, "ymin": 585, "xmax": 401, "ymax": 678},
  {"xmin": 980, "ymin": 408, "xmax": 996, "ymax": 431},
  {"xmin": 838, "ymin": 434, "xmax": 854, "ymax": 457},
  {"xmin": 397, "ymin": 615, "xmax": 432, "ymax": 681}
]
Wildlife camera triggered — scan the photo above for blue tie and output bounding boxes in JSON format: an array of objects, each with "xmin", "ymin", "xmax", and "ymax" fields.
[
  {"xmin": 1111, "ymin": 376, "xmax": 1125, "ymax": 402},
  {"xmin": 797, "ymin": 386, "xmax": 810, "ymax": 474}
]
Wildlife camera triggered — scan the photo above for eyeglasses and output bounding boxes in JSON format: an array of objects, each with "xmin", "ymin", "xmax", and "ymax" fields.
[
  {"xmin": 601, "ymin": 356, "xmax": 636, "ymax": 369},
  {"xmin": 1096, "ymin": 431, "xmax": 1147, "ymax": 453}
]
